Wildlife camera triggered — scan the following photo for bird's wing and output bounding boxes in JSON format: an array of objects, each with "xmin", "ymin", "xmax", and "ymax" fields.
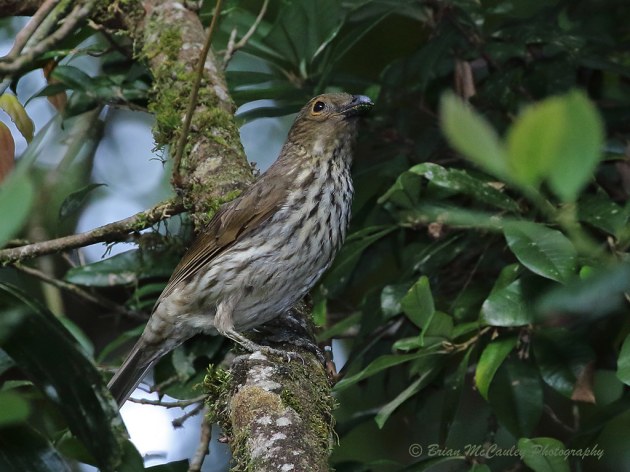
[{"xmin": 156, "ymin": 174, "xmax": 290, "ymax": 302}]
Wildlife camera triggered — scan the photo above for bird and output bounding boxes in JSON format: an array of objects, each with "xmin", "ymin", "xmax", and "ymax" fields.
[{"xmin": 108, "ymin": 92, "xmax": 374, "ymax": 405}]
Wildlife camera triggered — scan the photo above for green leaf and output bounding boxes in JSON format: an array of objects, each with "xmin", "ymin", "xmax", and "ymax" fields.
[
  {"xmin": 409, "ymin": 163, "xmax": 519, "ymax": 211},
  {"xmin": 225, "ymin": 70, "xmax": 279, "ymax": 87},
  {"xmin": 506, "ymin": 94, "xmax": 566, "ymax": 187},
  {"xmin": 616, "ymin": 334, "xmax": 630, "ymax": 386},
  {"xmin": 440, "ymin": 347, "xmax": 473, "ymax": 443},
  {"xmin": 392, "ymin": 337, "xmax": 422, "ymax": 352},
  {"xmin": 65, "ymin": 248, "xmax": 181, "ymax": 286},
  {"xmin": 536, "ymin": 263, "xmax": 630, "ymax": 319},
  {"xmin": 311, "ymin": 295, "xmax": 327, "ymax": 327},
  {"xmin": 518, "ymin": 437, "xmax": 570, "ymax": 472},
  {"xmin": 440, "ymin": 92, "xmax": 508, "ymax": 179},
  {"xmin": 578, "ymin": 192, "xmax": 627, "ymax": 236},
  {"xmin": 398, "ymin": 456, "xmax": 466, "ymax": 472},
  {"xmin": 400, "ymin": 276, "xmax": 435, "ymax": 338},
  {"xmin": 322, "ymin": 225, "xmax": 396, "ymax": 295},
  {"xmin": 506, "ymin": 90, "xmax": 604, "ymax": 200},
  {"xmin": 378, "ymin": 170, "xmax": 422, "ymax": 209},
  {"xmin": 546, "ymin": 92, "xmax": 604, "ymax": 201},
  {"xmin": 423, "ymin": 311, "xmax": 453, "ymax": 342},
  {"xmin": 0, "ymin": 170, "xmax": 35, "ymax": 247},
  {"xmin": 503, "ymin": 221, "xmax": 576, "ymax": 283},
  {"xmin": 481, "ymin": 279, "xmax": 532, "ymax": 326},
  {"xmin": 0, "ymin": 391, "xmax": 30, "ymax": 426},
  {"xmin": 375, "ymin": 362, "xmax": 442, "ymax": 428},
  {"xmin": 263, "ymin": 0, "xmax": 344, "ymax": 70},
  {"xmin": 490, "ymin": 263, "xmax": 523, "ymax": 294},
  {"xmin": 0, "ymin": 283, "xmax": 127, "ymax": 471},
  {"xmin": 334, "ymin": 351, "xmax": 440, "ymax": 392},
  {"xmin": 0, "ymin": 426, "xmax": 71, "ymax": 472},
  {"xmin": 380, "ymin": 283, "xmax": 411, "ymax": 318},
  {"xmin": 489, "ymin": 359, "xmax": 543, "ymax": 437},
  {"xmin": 51, "ymin": 65, "xmax": 94, "ymax": 91},
  {"xmin": 533, "ymin": 330, "xmax": 594, "ymax": 397},
  {"xmin": 469, "ymin": 465, "xmax": 491, "ymax": 472},
  {"xmin": 0, "ymin": 349, "xmax": 15, "ymax": 376},
  {"xmin": 475, "ymin": 337, "xmax": 517, "ymax": 400},
  {"xmin": 58, "ymin": 183, "xmax": 106, "ymax": 220}
]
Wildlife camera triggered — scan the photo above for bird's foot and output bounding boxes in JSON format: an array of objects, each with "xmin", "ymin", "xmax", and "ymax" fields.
[
  {"xmin": 225, "ymin": 329, "xmax": 302, "ymax": 363},
  {"xmin": 255, "ymin": 310, "xmax": 325, "ymax": 364}
]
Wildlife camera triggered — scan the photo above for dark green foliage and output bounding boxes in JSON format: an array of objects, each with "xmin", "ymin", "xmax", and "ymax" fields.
[
  {"xmin": 2, "ymin": 0, "xmax": 630, "ymax": 470},
  {"xmin": 217, "ymin": 1, "xmax": 630, "ymax": 470}
]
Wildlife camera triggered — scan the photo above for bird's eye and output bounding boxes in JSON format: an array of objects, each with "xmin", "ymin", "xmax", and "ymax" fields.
[{"xmin": 312, "ymin": 101, "xmax": 326, "ymax": 114}]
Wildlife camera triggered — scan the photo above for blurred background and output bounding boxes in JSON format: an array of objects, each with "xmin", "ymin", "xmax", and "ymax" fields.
[{"xmin": 2, "ymin": 1, "xmax": 630, "ymax": 471}]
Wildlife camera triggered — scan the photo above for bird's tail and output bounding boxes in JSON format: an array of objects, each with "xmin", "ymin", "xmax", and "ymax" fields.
[{"xmin": 107, "ymin": 340, "xmax": 158, "ymax": 406}]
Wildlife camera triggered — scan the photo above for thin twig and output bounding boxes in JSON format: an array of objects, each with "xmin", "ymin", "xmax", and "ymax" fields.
[
  {"xmin": 150, "ymin": 374, "xmax": 180, "ymax": 394},
  {"xmin": 127, "ymin": 394, "xmax": 206, "ymax": 408},
  {"xmin": 173, "ymin": 401, "xmax": 205, "ymax": 428},
  {"xmin": 222, "ymin": 0, "xmax": 269, "ymax": 67},
  {"xmin": 188, "ymin": 408, "xmax": 212, "ymax": 472},
  {"xmin": 6, "ymin": 0, "xmax": 59, "ymax": 60},
  {"xmin": 544, "ymin": 404, "xmax": 576, "ymax": 433},
  {"xmin": 14, "ymin": 263, "xmax": 146, "ymax": 320},
  {"xmin": 172, "ymin": 0, "xmax": 224, "ymax": 187},
  {"xmin": 0, "ymin": 0, "xmax": 98, "ymax": 77},
  {"xmin": 0, "ymin": 198, "xmax": 184, "ymax": 264},
  {"xmin": 223, "ymin": 28, "xmax": 237, "ymax": 65}
]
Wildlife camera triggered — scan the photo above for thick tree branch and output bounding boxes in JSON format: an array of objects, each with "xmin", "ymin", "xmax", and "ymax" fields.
[
  {"xmin": 206, "ymin": 305, "xmax": 335, "ymax": 471},
  {"xmin": 227, "ymin": 350, "xmax": 333, "ymax": 472},
  {"xmin": 172, "ymin": 0, "xmax": 223, "ymax": 187},
  {"xmin": 0, "ymin": 199, "xmax": 183, "ymax": 264},
  {"xmin": 118, "ymin": 0, "xmax": 255, "ymax": 229}
]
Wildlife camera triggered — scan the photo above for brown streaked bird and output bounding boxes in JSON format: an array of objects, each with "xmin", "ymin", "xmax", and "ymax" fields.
[{"xmin": 108, "ymin": 93, "xmax": 373, "ymax": 405}]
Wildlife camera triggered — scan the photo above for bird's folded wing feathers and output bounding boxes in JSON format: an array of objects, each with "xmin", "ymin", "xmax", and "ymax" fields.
[{"xmin": 156, "ymin": 175, "xmax": 290, "ymax": 303}]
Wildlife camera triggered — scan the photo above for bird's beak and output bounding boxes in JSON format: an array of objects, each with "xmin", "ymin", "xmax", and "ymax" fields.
[{"xmin": 341, "ymin": 95, "xmax": 374, "ymax": 117}]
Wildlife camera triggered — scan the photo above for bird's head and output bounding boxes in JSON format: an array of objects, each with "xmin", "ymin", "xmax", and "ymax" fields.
[{"xmin": 287, "ymin": 93, "xmax": 374, "ymax": 157}]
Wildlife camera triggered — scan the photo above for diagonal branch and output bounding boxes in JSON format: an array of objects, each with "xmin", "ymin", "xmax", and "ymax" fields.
[
  {"xmin": 0, "ymin": 0, "xmax": 98, "ymax": 77},
  {"xmin": 0, "ymin": 199, "xmax": 184, "ymax": 264}
]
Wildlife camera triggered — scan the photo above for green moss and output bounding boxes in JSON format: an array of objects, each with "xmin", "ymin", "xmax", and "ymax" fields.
[
  {"xmin": 141, "ymin": 22, "xmax": 187, "ymax": 148},
  {"xmin": 278, "ymin": 359, "xmax": 337, "ymax": 452},
  {"xmin": 203, "ymin": 365, "xmax": 232, "ymax": 433}
]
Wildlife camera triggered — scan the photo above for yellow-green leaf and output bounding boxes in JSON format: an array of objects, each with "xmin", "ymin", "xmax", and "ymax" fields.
[
  {"xmin": 475, "ymin": 337, "xmax": 517, "ymax": 400},
  {"xmin": 440, "ymin": 92, "xmax": 508, "ymax": 179},
  {"xmin": 506, "ymin": 90, "xmax": 604, "ymax": 200},
  {"xmin": 0, "ymin": 94, "xmax": 34, "ymax": 143}
]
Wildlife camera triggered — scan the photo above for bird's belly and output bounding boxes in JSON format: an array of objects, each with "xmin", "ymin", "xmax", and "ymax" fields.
[
  {"xmin": 228, "ymin": 236, "xmax": 336, "ymax": 331},
  {"xmin": 175, "ymin": 173, "xmax": 351, "ymax": 333}
]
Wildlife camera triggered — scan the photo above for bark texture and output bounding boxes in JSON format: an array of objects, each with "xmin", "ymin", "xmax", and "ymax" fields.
[
  {"xmin": 115, "ymin": 0, "xmax": 255, "ymax": 228},
  {"xmin": 227, "ymin": 352, "xmax": 334, "ymax": 472}
]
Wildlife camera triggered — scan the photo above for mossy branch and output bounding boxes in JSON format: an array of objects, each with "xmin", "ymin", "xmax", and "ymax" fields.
[{"xmin": 0, "ymin": 199, "xmax": 184, "ymax": 264}]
